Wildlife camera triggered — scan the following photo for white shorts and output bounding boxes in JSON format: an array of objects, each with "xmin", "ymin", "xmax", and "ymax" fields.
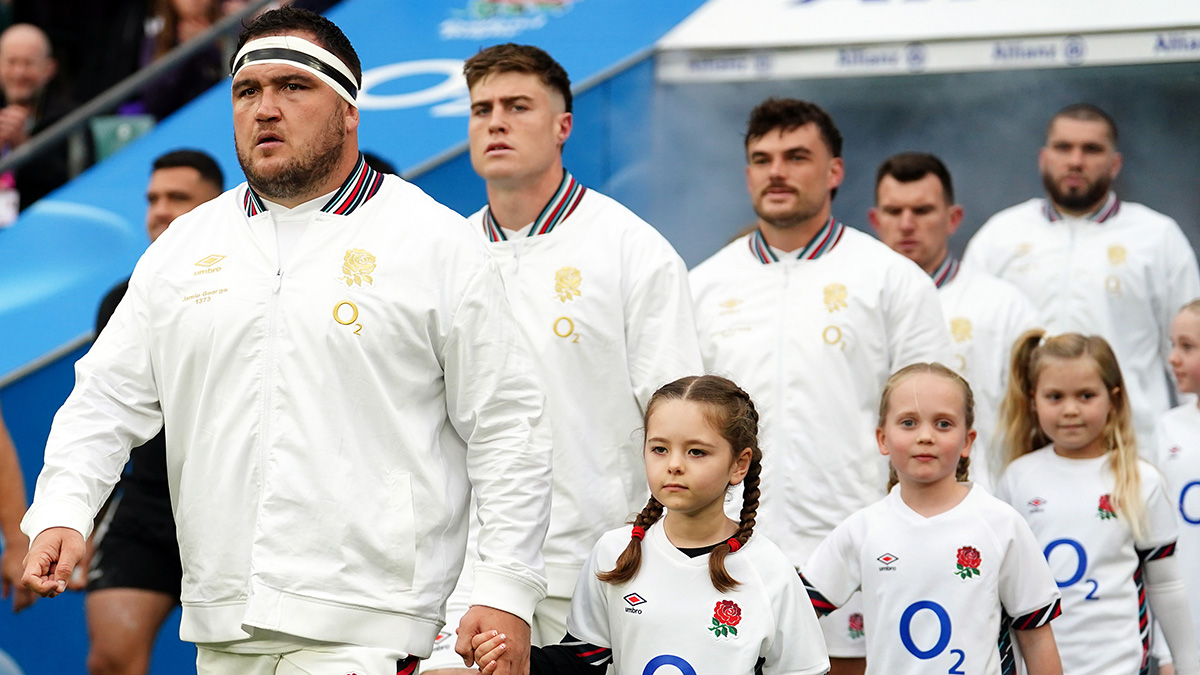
[
  {"xmin": 197, "ymin": 642, "xmax": 413, "ymax": 675},
  {"xmin": 819, "ymin": 592, "xmax": 867, "ymax": 658}
]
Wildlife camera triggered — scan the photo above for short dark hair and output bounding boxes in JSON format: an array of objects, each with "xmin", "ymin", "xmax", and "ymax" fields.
[
  {"xmin": 231, "ymin": 6, "xmax": 361, "ymax": 88},
  {"xmin": 463, "ymin": 43, "xmax": 572, "ymax": 113},
  {"xmin": 152, "ymin": 149, "xmax": 224, "ymax": 191},
  {"xmin": 1048, "ymin": 103, "xmax": 1118, "ymax": 146},
  {"xmin": 744, "ymin": 97, "xmax": 842, "ymax": 158},
  {"xmin": 874, "ymin": 152, "xmax": 954, "ymax": 204}
]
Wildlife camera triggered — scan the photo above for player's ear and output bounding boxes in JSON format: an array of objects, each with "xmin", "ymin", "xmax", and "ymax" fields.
[{"xmin": 728, "ymin": 447, "xmax": 752, "ymax": 486}]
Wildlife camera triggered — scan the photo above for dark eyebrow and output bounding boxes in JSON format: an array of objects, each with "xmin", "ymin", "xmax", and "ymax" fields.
[{"xmin": 233, "ymin": 72, "xmax": 322, "ymax": 91}]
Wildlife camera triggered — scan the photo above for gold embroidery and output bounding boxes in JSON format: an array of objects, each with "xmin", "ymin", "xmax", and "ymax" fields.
[
  {"xmin": 1108, "ymin": 245, "xmax": 1126, "ymax": 266},
  {"xmin": 555, "ymin": 266, "xmax": 582, "ymax": 303},
  {"xmin": 719, "ymin": 298, "xmax": 742, "ymax": 309},
  {"xmin": 553, "ymin": 316, "xmax": 575, "ymax": 338},
  {"xmin": 951, "ymin": 317, "xmax": 973, "ymax": 343},
  {"xmin": 195, "ymin": 254, "xmax": 225, "ymax": 267},
  {"xmin": 1105, "ymin": 275, "xmax": 1122, "ymax": 296},
  {"xmin": 824, "ymin": 283, "xmax": 848, "ymax": 313},
  {"xmin": 823, "ymin": 326, "xmax": 842, "ymax": 345},
  {"xmin": 1017, "ymin": 243, "xmax": 1033, "ymax": 255},
  {"xmin": 340, "ymin": 249, "xmax": 376, "ymax": 287}
]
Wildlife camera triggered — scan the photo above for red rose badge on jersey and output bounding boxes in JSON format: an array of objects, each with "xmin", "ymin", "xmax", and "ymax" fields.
[
  {"xmin": 710, "ymin": 599, "xmax": 741, "ymax": 638},
  {"xmin": 1098, "ymin": 494, "xmax": 1117, "ymax": 520},
  {"xmin": 954, "ymin": 546, "xmax": 982, "ymax": 579},
  {"xmin": 848, "ymin": 612, "xmax": 864, "ymax": 639}
]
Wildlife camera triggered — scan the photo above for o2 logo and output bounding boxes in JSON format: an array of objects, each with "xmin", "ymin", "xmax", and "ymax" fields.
[
  {"xmin": 1181, "ymin": 481, "xmax": 1200, "ymax": 525},
  {"xmin": 898, "ymin": 600, "xmax": 966, "ymax": 674},
  {"xmin": 357, "ymin": 59, "xmax": 469, "ymax": 116},
  {"xmin": 642, "ymin": 655, "xmax": 696, "ymax": 675},
  {"xmin": 1044, "ymin": 538, "xmax": 1099, "ymax": 600}
]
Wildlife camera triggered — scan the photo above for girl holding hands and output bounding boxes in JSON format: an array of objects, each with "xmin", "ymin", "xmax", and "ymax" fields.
[
  {"xmin": 801, "ymin": 363, "xmax": 1063, "ymax": 675},
  {"xmin": 996, "ymin": 330, "xmax": 1199, "ymax": 674},
  {"xmin": 469, "ymin": 375, "xmax": 830, "ymax": 675}
]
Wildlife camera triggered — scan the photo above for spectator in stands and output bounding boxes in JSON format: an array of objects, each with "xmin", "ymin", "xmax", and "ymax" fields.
[
  {"xmin": 0, "ymin": 23, "xmax": 78, "ymax": 212},
  {"xmin": 0, "ymin": 403, "xmax": 33, "ymax": 613},
  {"xmin": 76, "ymin": 149, "xmax": 223, "ymax": 675},
  {"xmin": 869, "ymin": 152, "xmax": 1038, "ymax": 488},
  {"xmin": 140, "ymin": 0, "xmax": 226, "ymax": 120},
  {"xmin": 964, "ymin": 103, "xmax": 1200, "ymax": 453}
]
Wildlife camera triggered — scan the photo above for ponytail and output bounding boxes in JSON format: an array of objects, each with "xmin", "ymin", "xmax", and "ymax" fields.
[{"xmin": 999, "ymin": 329, "xmax": 1050, "ymax": 470}]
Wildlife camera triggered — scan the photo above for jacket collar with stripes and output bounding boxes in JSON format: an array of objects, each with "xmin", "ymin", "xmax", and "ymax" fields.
[
  {"xmin": 482, "ymin": 170, "xmax": 587, "ymax": 242},
  {"xmin": 929, "ymin": 255, "xmax": 960, "ymax": 289},
  {"xmin": 1042, "ymin": 191, "xmax": 1120, "ymax": 224},
  {"xmin": 748, "ymin": 217, "xmax": 844, "ymax": 264},
  {"xmin": 242, "ymin": 153, "xmax": 383, "ymax": 218}
]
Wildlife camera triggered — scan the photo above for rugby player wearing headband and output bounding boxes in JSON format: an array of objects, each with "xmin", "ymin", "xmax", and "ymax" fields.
[{"xmin": 21, "ymin": 8, "xmax": 552, "ymax": 675}]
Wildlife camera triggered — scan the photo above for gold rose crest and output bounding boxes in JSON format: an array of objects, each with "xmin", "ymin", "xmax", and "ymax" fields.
[
  {"xmin": 340, "ymin": 249, "xmax": 376, "ymax": 287},
  {"xmin": 1108, "ymin": 244, "xmax": 1126, "ymax": 266},
  {"xmin": 823, "ymin": 283, "xmax": 848, "ymax": 313},
  {"xmin": 951, "ymin": 317, "xmax": 973, "ymax": 343},
  {"xmin": 555, "ymin": 266, "xmax": 582, "ymax": 303}
]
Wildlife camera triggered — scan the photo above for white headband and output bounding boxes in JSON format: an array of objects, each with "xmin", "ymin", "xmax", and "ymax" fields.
[{"xmin": 232, "ymin": 35, "xmax": 358, "ymax": 107}]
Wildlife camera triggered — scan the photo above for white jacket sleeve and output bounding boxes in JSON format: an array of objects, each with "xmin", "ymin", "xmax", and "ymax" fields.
[
  {"xmin": 623, "ymin": 242, "xmax": 704, "ymax": 412},
  {"xmin": 443, "ymin": 257, "xmax": 552, "ymax": 624},
  {"xmin": 21, "ymin": 272, "xmax": 163, "ymax": 540},
  {"xmin": 1144, "ymin": 555, "xmax": 1200, "ymax": 675},
  {"xmin": 884, "ymin": 263, "xmax": 953, "ymax": 370}
]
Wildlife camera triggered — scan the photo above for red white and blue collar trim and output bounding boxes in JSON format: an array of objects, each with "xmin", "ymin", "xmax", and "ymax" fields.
[
  {"xmin": 1042, "ymin": 191, "xmax": 1120, "ymax": 223},
  {"xmin": 930, "ymin": 255, "xmax": 960, "ymax": 289},
  {"xmin": 482, "ymin": 170, "xmax": 587, "ymax": 242},
  {"xmin": 748, "ymin": 217, "xmax": 844, "ymax": 264},
  {"xmin": 243, "ymin": 153, "xmax": 382, "ymax": 217}
]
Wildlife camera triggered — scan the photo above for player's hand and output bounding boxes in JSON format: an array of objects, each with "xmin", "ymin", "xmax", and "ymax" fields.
[
  {"xmin": 456, "ymin": 606, "xmax": 530, "ymax": 675},
  {"xmin": 1, "ymin": 532, "xmax": 35, "ymax": 612},
  {"xmin": 22, "ymin": 527, "xmax": 85, "ymax": 598},
  {"xmin": 66, "ymin": 539, "xmax": 95, "ymax": 591},
  {"xmin": 472, "ymin": 630, "xmax": 507, "ymax": 675}
]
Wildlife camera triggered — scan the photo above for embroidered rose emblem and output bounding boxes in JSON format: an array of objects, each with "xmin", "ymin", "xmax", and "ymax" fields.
[
  {"xmin": 823, "ymin": 283, "xmax": 848, "ymax": 312},
  {"xmin": 555, "ymin": 266, "xmax": 582, "ymax": 302},
  {"xmin": 710, "ymin": 599, "xmax": 741, "ymax": 638},
  {"xmin": 954, "ymin": 546, "xmax": 981, "ymax": 579},
  {"xmin": 1098, "ymin": 494, "xmax": 1117, "ymax": 520},
  {"xmin": 848, "ymin": 612, "xmax": 864, "ymax": 639},
  {"xmin": 340, "ymin": 248, "xmax": 376, "ymax": 287}
]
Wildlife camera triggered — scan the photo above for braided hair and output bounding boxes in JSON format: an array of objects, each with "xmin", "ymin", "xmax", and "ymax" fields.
[{"xmin": 598, "ymin": 375, "xmax": 762, "ymax": 592}]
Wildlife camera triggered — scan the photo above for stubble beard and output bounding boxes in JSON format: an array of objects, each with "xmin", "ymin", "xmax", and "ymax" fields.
[
  {"xmin": 753, "ymin": 191, "xmax": 823, "ymax": 230},
  {"xmin": 1042, "ymin": 169, "xmax": 1111, "ymax": 213},
  {"xmin": 238, "ymin": 107, "xmax": 347, "ymax": 203}
]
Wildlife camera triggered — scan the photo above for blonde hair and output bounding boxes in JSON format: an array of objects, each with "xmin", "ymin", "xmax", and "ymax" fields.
[
  {"xmin": 999, "ymin": 329, "xmax": 1145, "ymax": 538},
  {"xmin": 1181, "ymin": 298, "xmax": 1200, "ymax": 317},
  {"xmin": 879, "ymin": 363, "xmax": 974, "ymax": 491},
  {"xmin": 598, "ymin": 375, "xmax": 762, "ymax": 593}
]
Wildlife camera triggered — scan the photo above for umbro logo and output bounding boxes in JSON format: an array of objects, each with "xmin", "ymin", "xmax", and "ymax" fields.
[
  {"xmin": 1028, "ymin": 497, "xmax": 1047, "ymax": 513},
  {"xmin": 624, "ymin": 592, "xmax": 646, "ymax": 614},
  {"xmin": 877, "ymin": 553, "xmax": 898, "ymax": 571}
]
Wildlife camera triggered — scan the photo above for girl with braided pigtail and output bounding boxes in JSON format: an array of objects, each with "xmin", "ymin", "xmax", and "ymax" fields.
[{"xmin": 470, "ymin": 375, "xmax": 830, "ymax": 675}]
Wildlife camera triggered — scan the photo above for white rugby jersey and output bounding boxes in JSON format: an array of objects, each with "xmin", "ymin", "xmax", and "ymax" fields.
[
  {"xmin": 469, "ymin": 173, "xmax": 703, "ymax": 596},
  {"xmin": 690, "ymin": 222, "xmax": 952, "ymax": 564},
  {"xmin": 1155, "ymin": 404, "xmax": 1200, "ymax": 642},
  {"xmin": 963, "ymin": 194, "xmax": 1200, "ymax": 453},
  {"xmin": 800, "ymin": 484, "xmax": 1060, "ymax": 675},
  {"xmin": 933, "ymin": 259, "xmax": 1039, "ymax": 490},
  {"xmin": 995, "ymin": 447, "xmax": 1179, "ymax": 675},
  {"xmin": 567, "ymin": 524, "xmax": 830, "ymax": 675}
]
